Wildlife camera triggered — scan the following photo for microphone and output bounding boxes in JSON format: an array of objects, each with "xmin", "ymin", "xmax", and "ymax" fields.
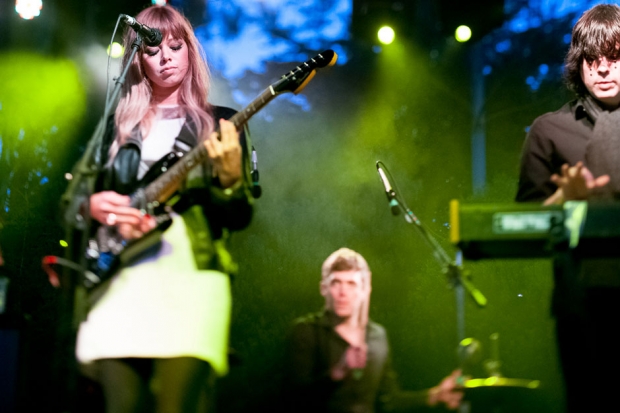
[
  {"xmin": 376, "ymin": 162, "xmax": 400, "ymax": 216},
  {"xmin": 122, "ymin": 14, "xmax": 163, "ymax": 47}
]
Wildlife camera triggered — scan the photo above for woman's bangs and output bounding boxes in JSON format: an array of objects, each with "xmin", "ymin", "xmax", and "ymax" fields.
[{"xmin": 141, "ymin": 8, "xmax": 188, "ymax": 42}]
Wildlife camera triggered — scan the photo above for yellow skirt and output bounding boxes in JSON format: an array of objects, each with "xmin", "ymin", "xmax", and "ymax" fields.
[{"xmin": 76, "ymin": 216, "xmax": 231, "ymax": 377}]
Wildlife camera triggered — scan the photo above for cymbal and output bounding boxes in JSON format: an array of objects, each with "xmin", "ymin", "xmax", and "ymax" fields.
[{"xmin": 464, "ymin": 376, "xmax": 541, "ymax": 390}]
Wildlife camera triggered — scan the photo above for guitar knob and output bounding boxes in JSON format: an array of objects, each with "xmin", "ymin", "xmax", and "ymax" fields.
[{"xmin": 86, "ymin": 248, "xmax": 100, "ymax": 259}]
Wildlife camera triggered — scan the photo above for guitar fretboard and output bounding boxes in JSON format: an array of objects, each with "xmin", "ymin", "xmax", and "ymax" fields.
[{"xmin": 230, "ymin": 86, "xmax": 277, "ymax": 128}]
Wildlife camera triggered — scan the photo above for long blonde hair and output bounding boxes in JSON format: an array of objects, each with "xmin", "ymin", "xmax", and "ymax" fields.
[{"xmin": 112, "ymin": 5, "xmax": 213, "ymax": 158}]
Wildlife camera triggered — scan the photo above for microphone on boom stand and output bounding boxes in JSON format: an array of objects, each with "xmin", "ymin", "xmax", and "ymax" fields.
[{"xmin": 376, "ymin": 161, "xmax": 401, "ymax": 216}]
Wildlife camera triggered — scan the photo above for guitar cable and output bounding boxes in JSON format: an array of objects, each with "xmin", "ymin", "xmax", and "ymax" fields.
[{"xmin": 42, "ymin": 255, "xmax": 98, "ymax": 289}]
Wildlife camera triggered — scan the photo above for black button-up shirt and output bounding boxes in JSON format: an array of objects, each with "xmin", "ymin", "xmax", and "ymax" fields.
[{"xmin": 516, "ymin": 98, "xmax": 593, "ymax": 203}]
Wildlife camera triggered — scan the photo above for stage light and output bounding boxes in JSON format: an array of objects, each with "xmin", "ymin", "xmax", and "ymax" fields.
[
  {"xmin": 59, "ymin": 240, "xmax": 68, "ymax": 248},
  {"xmin": 455, "ymin": 25, "xmax": 472, "ymax": 42},
  {"xmin": 15, "ymin": 0, "xmax": 42, "ymax": 20},
  {"xmin": 437, "ymin": 1, "xmax": 504, "ymax": 42},
  {"xmin": 152, "ymin": 0, "xmax": 167, "ymax": 5},
  {"xmin": 107, "ymin": 42, "xmax": 124, "ymax": 59},
  {"xmin": 378, "ymin": 26, "xmax": 395, "ymax": 45},
  {"xmin": 0, "ymin": 51, "xmax": 86, "ymax": 202}
]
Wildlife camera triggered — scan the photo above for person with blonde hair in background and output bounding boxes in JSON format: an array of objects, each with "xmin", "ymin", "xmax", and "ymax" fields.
[{"xmin": 283, "ymin": 248, "xmax": 462, "ymax": 413}]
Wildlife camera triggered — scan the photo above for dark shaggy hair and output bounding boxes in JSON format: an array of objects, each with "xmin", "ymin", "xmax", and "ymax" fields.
[{"xmin": 564, "ymin": 4, "xmax": 620, "ymax": 96}]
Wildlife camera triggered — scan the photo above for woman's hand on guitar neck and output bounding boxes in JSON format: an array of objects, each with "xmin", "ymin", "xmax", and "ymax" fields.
[
  {"xmin": 90, "ymin": 191, "xmax": 156, "ymax": 239},
  {"xmin": 204, "ymin": 118, "xmax": 242, "ymax": 189}
]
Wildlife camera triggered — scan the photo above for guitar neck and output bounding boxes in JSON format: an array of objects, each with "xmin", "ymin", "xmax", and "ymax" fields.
[
  {"xmin": 229, "ymin": 86, "xmax": 277, "ymax": 129},
  {"xmin": 139, "ymin": 87, "xmax": 278, "ymax": 206}
]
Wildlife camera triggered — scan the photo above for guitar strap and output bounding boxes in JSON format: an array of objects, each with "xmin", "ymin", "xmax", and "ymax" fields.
[{"xmin": 172, "ymin": 120, "xmax": 197, "ymax": 155}]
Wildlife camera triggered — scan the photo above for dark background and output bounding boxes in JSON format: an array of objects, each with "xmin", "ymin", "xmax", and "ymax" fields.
[{"xmin": 0, "ymin": 0, "xmax": 589, "ymax": 412}]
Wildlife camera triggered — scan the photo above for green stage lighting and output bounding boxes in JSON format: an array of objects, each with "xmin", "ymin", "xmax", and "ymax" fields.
[
  {"xmin": 455, "ymin": 25, "xmax": 472, "ymax": 42},
  {"xmin": 378, "ymin": 26, "xmax": 395, "ymax": 45}
]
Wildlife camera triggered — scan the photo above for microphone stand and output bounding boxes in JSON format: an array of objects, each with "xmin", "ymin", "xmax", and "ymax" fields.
[
  {"xmin": 375, "ymin": 161, "xmax": 487, "ymax": 341},
  {"xmin": 394, "ymin": 191, "xmax": 487, "ymax": 338},
  {"xmin": 60, "ymin": 34, "xmax": 145, "ymax": 278},
  {"xmin": 53, "ymin": 35, "xmax": 145, "ymax": 413},
  {"xmin": 61, "ymin": 34, "xmax": 142, "ymax": 222},
  {"xmin": 375, "ymin": 161, "xmax": 486, "ymax": 413}
]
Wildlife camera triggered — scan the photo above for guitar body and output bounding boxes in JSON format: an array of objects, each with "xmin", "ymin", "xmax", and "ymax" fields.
[
  {"xmin": 86, "ymin": 221, "xmax": 170, "ymax": 285},
  {"xmin": 138, "ymin": 151, "xmax": 183, "ymax": 190},
  {"xmin": 84, "ymin": 153, "xmax": 181, "ymax": 288}
]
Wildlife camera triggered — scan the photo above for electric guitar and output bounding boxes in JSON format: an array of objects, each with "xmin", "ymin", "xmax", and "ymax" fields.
[{"xmin": 81, "ymin": 49, "xmax": 338, "ymax": 288}]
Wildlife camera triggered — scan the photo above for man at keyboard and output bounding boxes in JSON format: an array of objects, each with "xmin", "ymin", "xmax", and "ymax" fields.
[{"xmin": 516, "ymin": 4, "xmax": 620, "ymax": 412}]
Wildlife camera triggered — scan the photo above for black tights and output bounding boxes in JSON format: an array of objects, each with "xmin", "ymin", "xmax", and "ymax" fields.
[{"xmin": 97, "ymin": 357, "xmax": 214, "ymax": 413}]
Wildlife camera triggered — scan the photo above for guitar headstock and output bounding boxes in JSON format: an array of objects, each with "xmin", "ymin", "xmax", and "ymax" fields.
[{"xmin": 273, "ymin": 49, "xmax": 338, "ymax": 95}]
